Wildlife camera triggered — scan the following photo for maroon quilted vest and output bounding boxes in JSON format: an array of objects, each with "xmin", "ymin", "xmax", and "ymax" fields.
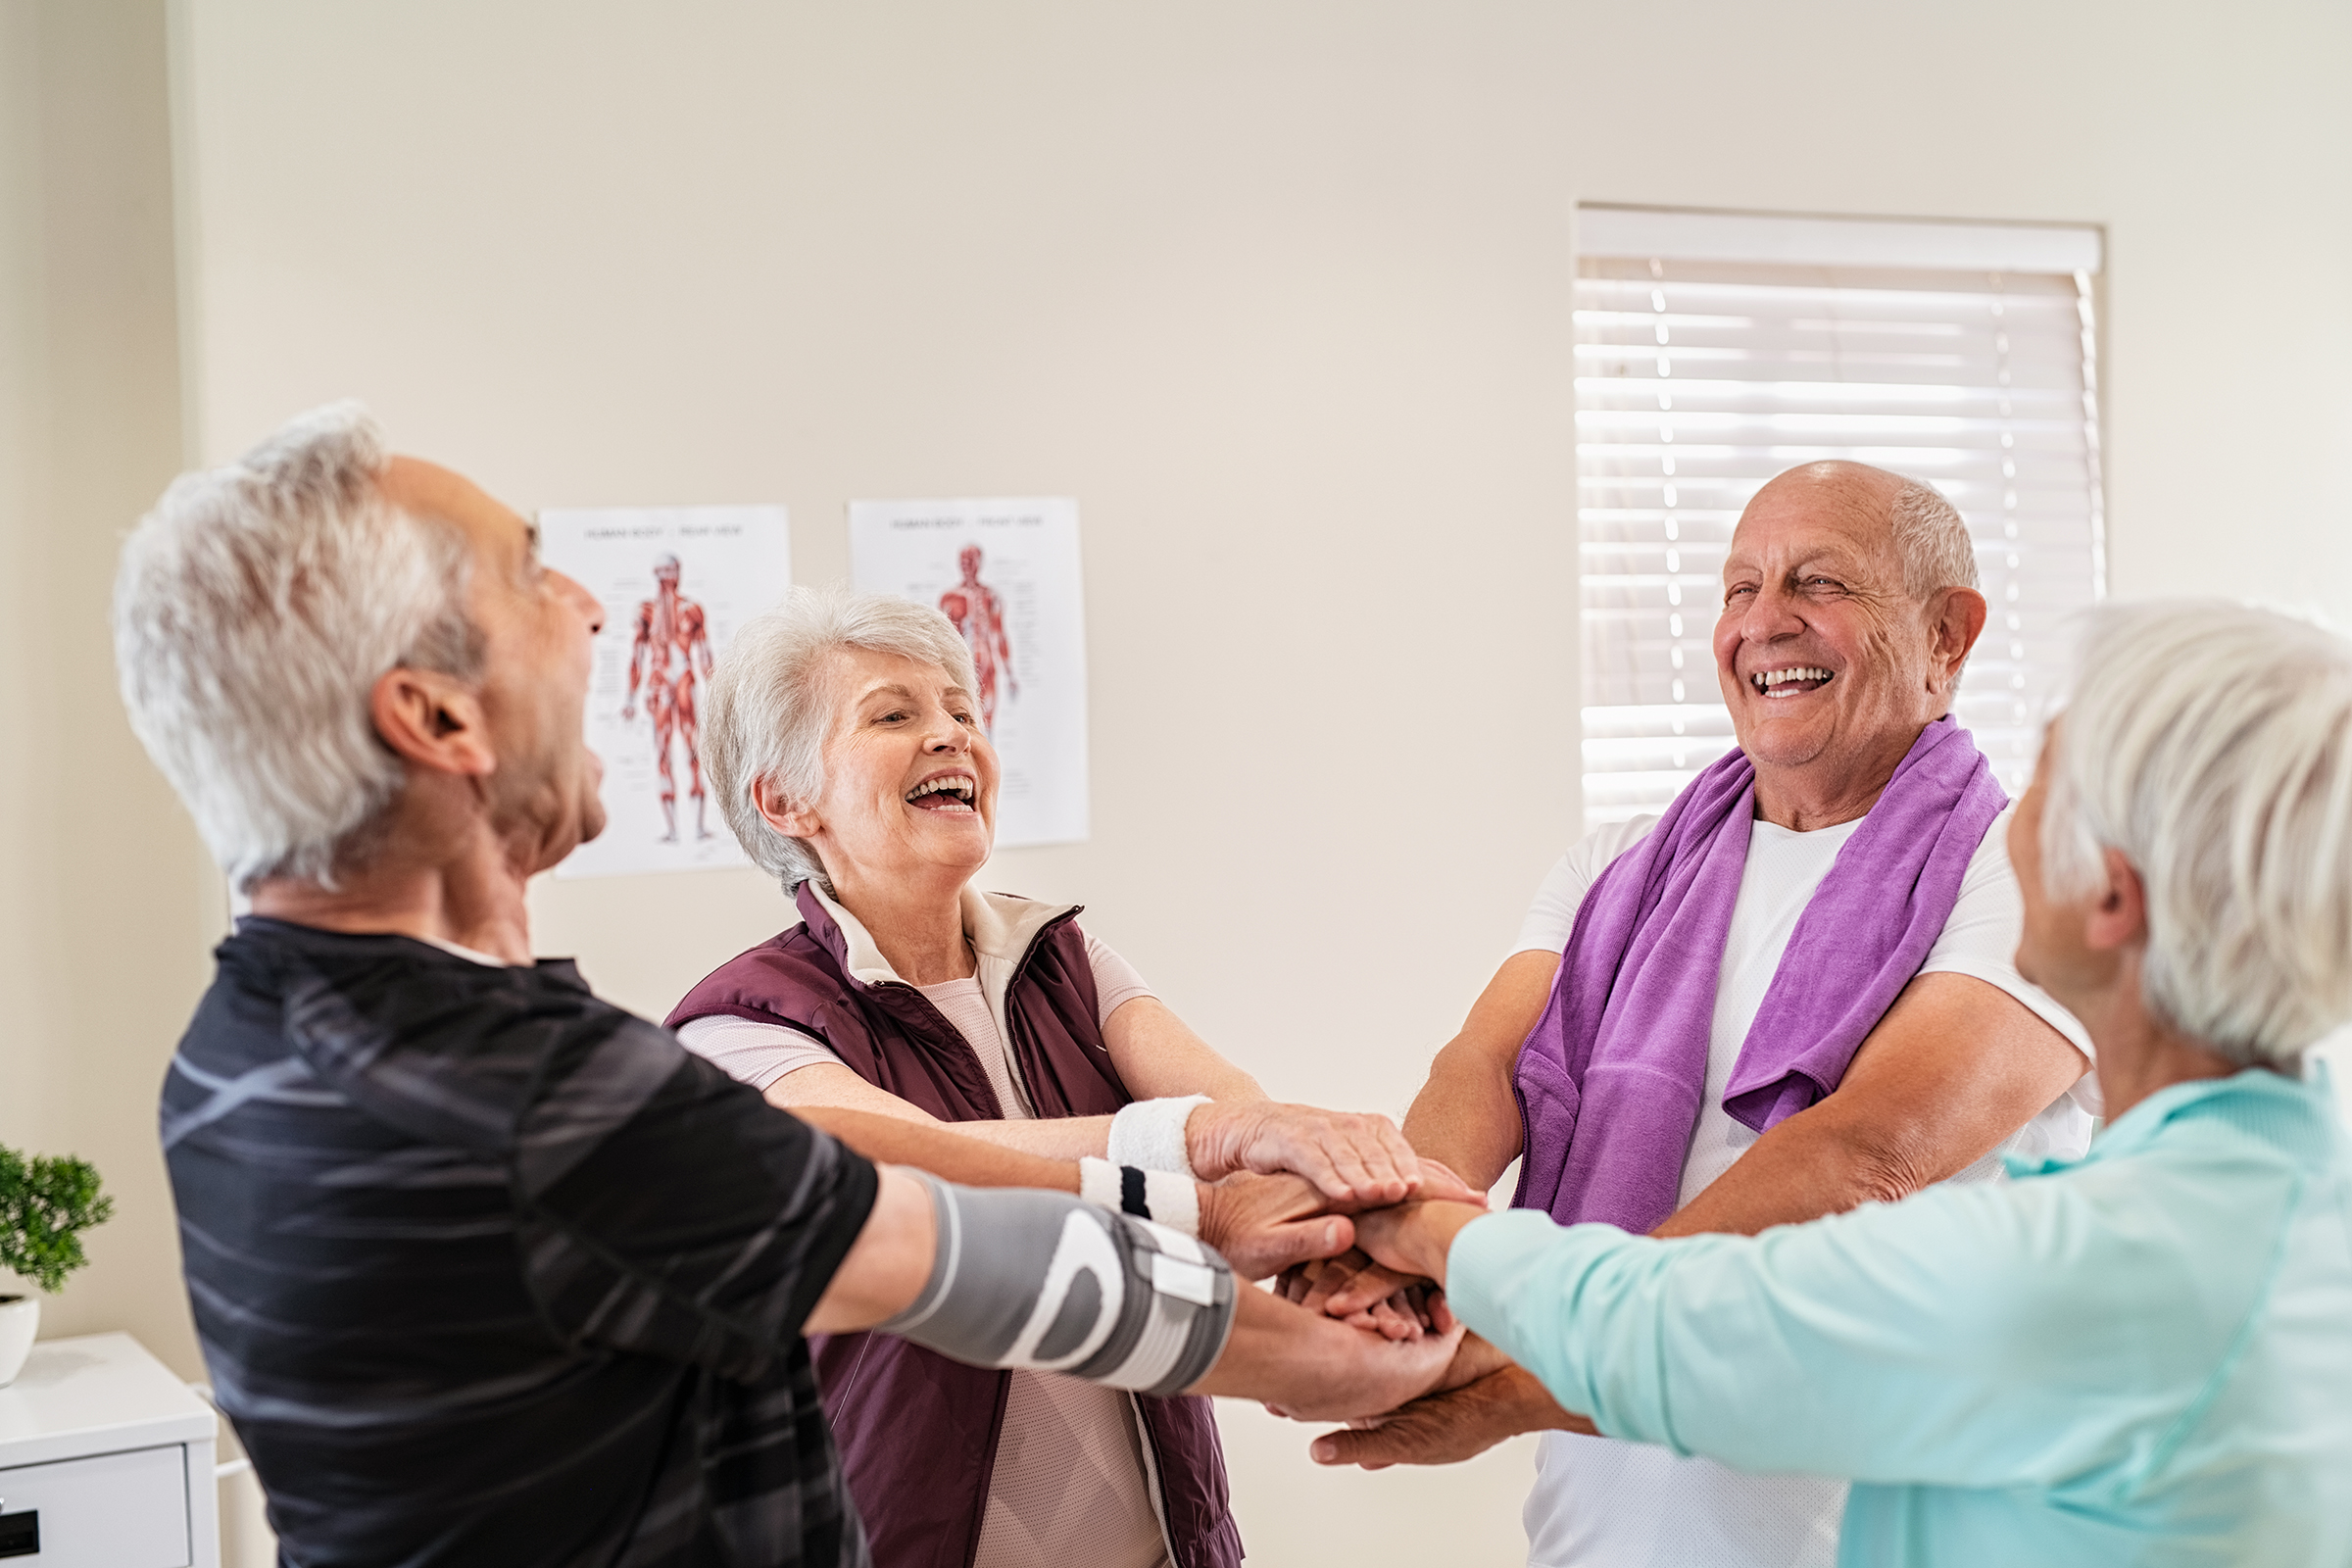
[{"xmin": 666, "ymin": 883, "xmax": 1242, "ymax": 1568}]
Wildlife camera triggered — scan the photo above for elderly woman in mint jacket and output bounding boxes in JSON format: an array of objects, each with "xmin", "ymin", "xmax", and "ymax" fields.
[{"xmin": 668, "ymin": 584, "xmax": 1442, "ymax": 1568}]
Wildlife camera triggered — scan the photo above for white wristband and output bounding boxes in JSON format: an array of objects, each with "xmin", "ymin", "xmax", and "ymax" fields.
[
  {"xmin": 1078, "ymin": 1155, "xmax": 1201, "ymax": 1237},
  {"xmin": 1108, "ymin": 1095, "xmax": 1210, "ymax": 1176}
]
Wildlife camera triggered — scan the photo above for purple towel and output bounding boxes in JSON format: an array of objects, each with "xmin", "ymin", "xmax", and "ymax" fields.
[{"xmin": 1511, "ymin": 715, "xmax": 2007, "ymax": 1233}]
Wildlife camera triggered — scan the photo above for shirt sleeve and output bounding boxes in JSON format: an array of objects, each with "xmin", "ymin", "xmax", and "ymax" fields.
[
  {"xmin": 1082, "ymin": 929, "xmax": 1156, "ymax": 1027},
  {"xmin": 514, "ymin": 1016, "xmax": 879, "ymax": 1379},
  {"xmin": 675, "ymin": 1012, "xmax": 844, "ymax": 1091},
  {"xmin": 1444, "ymin": 1158, "xmax": 2271, "ymax": 1493},
  {"xmin": 1512, "ymin": 817, "xmax": 1658, "ymax": 956},
  {"xmin": 1917, "ymin": 805, "xmax": 2100, "ymax": 1109}
]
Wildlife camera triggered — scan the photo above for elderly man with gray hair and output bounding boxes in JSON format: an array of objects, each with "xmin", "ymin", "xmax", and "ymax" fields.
[
  {"xmin": 1345, "ymin": 600, "xmax": 2352, "ymax": 1565},
  {"xmin": 1304, "ymin": 461, "xmax": 2098, "ymax": 1568}
]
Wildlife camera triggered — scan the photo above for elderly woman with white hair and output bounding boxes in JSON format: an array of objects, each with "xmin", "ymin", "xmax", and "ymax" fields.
[
  {"xmin": 1337, "ymin": 600, "xmax": 2352, "ymax": 1567},
  {"xmin": 667, "ymin": 584, "xmax": 1447, "ymax": 1568}
]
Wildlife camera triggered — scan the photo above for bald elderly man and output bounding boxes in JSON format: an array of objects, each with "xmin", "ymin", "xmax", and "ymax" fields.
[{"xmin": 1306, "ymin": 463, "xmax": 2096, "ymax": 1568}]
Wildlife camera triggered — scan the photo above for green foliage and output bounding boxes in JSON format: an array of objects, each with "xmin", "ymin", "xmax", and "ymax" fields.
[{"xmin": 0, "ymin": 1146, "xmax": 114, "ymax": 1296}]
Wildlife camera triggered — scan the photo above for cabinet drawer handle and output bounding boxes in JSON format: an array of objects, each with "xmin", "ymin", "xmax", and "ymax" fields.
[{"xmin": 0, "ymin": 1506, "xmax": 39, "ymax": 1559}]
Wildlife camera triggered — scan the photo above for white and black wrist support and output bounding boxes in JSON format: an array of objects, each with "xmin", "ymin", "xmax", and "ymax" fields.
[
  {"xmin": 1078, "ymin": 1156, "xmax": 1200, "ymax": 1237},
  {"xmin": 877, "ymin": 1172, "xmax": 1235, "ymax": 1397}
]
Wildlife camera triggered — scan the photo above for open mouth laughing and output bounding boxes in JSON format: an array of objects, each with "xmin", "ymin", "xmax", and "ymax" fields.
[
  {"xmin": 904, "ymin": 771, "xmax": 979, "ymax": 814},
  {"xmin": 1751, "ymin": 665, "xmax": 1835, "ymax": 698}
]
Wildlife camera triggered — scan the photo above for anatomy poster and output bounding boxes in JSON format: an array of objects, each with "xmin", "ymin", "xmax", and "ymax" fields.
[
  {"xmin": 849, "ymin": 497, "xmax": 1090, "ymax": 848},
  {"xmin": 538, "ymin": 505, "xmax": 791, "ymax": 878}
]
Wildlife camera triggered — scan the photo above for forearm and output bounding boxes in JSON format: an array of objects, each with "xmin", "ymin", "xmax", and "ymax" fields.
[
  {"xmin": 1105, "ymin": 997, "xmax": 1266, "ymax": 1103},
  {"xmin": 1656, "ymin": 973, "xmax": 2092, "ymax": 1239},
  {"xmin": 1189, "ymin": 1287, "xmax": 1378, "ymax": 1410},
  {"xmin": 1652, "ymin": 1103, "xmax": 1934, "ymax": 1239},
  {"xmin": 1401, "ymin": 1039, "xmax": 1525, "ymax": 1192},
  {"xmin": 899, "ymin": 1113, "xmax": 1112, "ymax": 1159},
  {"xmin": 1401, "ymin": 948, "xmax": 1558, "ymax": 1191},
  {"xmin": 768, "ymin": 1066, "xmax": 1111, "ymax": 1158},
  {"xmin": 817, "ymin": 1172, "xmax": 1238, "ymax": 1396},
  {"xmin": 1442, "ymin": 1211, "xmax": 1687, "ymax": 1446},
  {"xmin": 1446, "ymin": 1185, "xmax": 2082, "ymax": 1487},
  {"xmin": 794, "ymin": 1105, "xmax": 1081, "ymax": 1194}
]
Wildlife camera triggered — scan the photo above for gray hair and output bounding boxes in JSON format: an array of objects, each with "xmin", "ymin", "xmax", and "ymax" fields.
[
  {"xmin": 2041, "ymin": 601, "xmax": 2352, "ymax": 1068},
  {"xmin": 112, "ymin": 401, "xmax": 482, "ymax": 890},
  {"xmin": 1888, "ymin": 478, "xmax": 1981, "ymax": 599},
  {"xmin": 704, "ymin": 582, "xmax": 981, "ymax": 893}
]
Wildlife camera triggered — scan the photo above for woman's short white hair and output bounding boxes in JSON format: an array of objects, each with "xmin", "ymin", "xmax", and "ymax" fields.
[
  {"xmin": 113, "ymin": 401, "xmax": 482, "ymax": 890},
  {"xmin": 704, "ymin": 583, "xmax": 980, "ymax": 893},
  {"xmin": 2041, "ymin": 600, "xmax": 2352, "ymax": 1068}
]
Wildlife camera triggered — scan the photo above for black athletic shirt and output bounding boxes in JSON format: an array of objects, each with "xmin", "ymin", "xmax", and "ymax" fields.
[{"xmin": 162, "ymin": 917, "xmax": 880, "ymax": 1567}]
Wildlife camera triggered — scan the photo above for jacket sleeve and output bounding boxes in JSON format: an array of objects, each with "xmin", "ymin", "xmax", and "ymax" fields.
[{"xmin": 1445, "ymin": 1159, "xmax": 2281, "ymax": 1490}]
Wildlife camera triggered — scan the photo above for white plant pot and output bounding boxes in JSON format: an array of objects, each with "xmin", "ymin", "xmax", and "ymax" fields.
[{"xmin": 0, "ymin": 1295, "xmax": 37, "ymax": 1388}]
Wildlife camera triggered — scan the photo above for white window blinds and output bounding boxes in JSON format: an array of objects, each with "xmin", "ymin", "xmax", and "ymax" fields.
[{"xmin": 1575, "ymin": 207, "xmax": 2105, "ymax": 834}]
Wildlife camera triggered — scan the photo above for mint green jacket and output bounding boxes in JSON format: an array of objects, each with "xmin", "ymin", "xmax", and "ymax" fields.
[{"xmin": 1449, "ymin": 1071, "xmax": 2352, "ymax": 1567}]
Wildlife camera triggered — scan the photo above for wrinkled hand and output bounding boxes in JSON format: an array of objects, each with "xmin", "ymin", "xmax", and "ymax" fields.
[
  {"xmin": 1348, "ymin": 1194, "xmax": 1489, "ymax": 1285},
  {"xmin": 1197, "ymin": 1172, "xmax": 1356, "ymax": 1281},
  {"xmin": 1186, "ymin": 1102, "xmax": 1423, "ymax": 1204},
  {"xmin": 1255, "ymin": 1293, "xmax": 1467, "ymax": 1423},
  {"xmin": 1308, "ymin": 1361, "xmax": 1595, "ymax": 1469},
  {"xmin": 1271, "ymin": 1161, "xmax": 1488, "ymax": 1325}
]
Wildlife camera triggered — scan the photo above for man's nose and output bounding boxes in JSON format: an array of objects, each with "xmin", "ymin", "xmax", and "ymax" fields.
[
  {"xmin": 1740, "ymin": 582, "xmax": 1804, "ymax": 642},
  {"xmin": 555, "ymin": 569, "xmax": 603, "ymax": 635}
]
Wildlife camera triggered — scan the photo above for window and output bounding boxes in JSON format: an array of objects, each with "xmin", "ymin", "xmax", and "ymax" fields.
[{"xmin": 1575, "ymin": 206, "xmax": 2105, "ymax": 833}]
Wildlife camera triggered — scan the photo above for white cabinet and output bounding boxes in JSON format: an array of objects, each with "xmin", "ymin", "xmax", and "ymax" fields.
[{"xmin": 0, "ymin": 1335, "xmax": 218, "ymax": 1567}]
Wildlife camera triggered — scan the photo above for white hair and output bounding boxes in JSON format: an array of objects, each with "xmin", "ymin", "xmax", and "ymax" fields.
[
  {"xmin": 113, "ymin": 401, "xmax": 482, "ymax": 890},
  {"xmin": 1888, "ymin": 477, "xmax": 1980, "ymax": 599},
  {"xmin": 704, "ymin": 582, "xmax": 981, "ymax": 893},
  {"xmin": 2041, "ymin": 601, "xmax": 2352, "ymax": 1068}
]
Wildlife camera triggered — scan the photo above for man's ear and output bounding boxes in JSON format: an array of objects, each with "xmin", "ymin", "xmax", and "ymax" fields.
[
  {"xmin": 1926, "ymin": 585, "xmax": 1989, "ymax": 686},
  {"xmin": 754, "ymin": 776, "xmax": 819, "ymax": 840},
  {"xmin": 2082, "ymin": 846, "xmax": 2149, "ymax": 955},
  {"xmin": 370, "ymin": 666, "xmax": 496, "ymax": 777}
]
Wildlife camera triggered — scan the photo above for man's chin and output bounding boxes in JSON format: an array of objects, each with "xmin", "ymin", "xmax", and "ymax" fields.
[
  {"xmin": 524, "ymin": 800, "xmax": 607, "ymax": 879},
  {"xmin": 1733, "ymin": 718, "xmax": 1834, "ymax": 772}
]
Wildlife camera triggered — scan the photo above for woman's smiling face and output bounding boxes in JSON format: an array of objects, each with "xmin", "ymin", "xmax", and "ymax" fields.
[{"xmin": 775, "ymin": 647, "xmax": 1000, "ymax": 894}]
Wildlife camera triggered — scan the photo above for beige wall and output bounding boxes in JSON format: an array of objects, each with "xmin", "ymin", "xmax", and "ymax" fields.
[
  {"xmin": 0, "ymin": 0, "xmax": 212, "ymax": 1369},
  {"xmin": 7, "ymin": 0, "xmax": 2346, "ymax": 1561}
]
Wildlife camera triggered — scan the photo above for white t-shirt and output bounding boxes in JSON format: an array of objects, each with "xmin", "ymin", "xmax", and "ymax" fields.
[{"xmin": 1512, "ymin": 806, "xmax": 2097, "ymax": 1568}]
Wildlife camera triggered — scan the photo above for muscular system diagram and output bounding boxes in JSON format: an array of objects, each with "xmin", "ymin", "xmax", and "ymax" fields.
[
  {"xmin": 621, "ymin": 553, "xmax": 715, "ymax": 841},
  {"xmin": 939, "ymin": 543, "xmax": 1018, "ymax": 734}
]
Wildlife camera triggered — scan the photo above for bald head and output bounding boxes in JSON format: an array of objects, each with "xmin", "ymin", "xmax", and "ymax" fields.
[
  {"xmin": 1715, "ymin": 459, "xmax": 1991, "ymax": 824},
  {"xmin": 1749, "ymin": 461, "xmax": 1979, "ymax": 602}
]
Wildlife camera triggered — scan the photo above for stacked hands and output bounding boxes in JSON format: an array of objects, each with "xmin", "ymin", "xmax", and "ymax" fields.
[{"xmin": 1183, "ymin": 1101, "xmax": 1579, "ymax": 1452}]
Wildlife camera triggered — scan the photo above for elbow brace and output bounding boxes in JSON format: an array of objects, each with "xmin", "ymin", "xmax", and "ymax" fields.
[{"xmin": 877, "ymin": 1172, "xmax": 1236, "ymax": 1396}]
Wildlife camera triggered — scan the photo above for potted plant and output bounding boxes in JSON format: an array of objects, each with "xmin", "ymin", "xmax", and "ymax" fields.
[{"xmin": 0, "ymin": 1145, "xmax": 114, "ymax": 1387}]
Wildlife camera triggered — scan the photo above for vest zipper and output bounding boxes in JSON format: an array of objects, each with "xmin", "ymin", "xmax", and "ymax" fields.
[{"xmin": 1129, "ymin": 1394, "xmax": 1183, "ymax": 1568}]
